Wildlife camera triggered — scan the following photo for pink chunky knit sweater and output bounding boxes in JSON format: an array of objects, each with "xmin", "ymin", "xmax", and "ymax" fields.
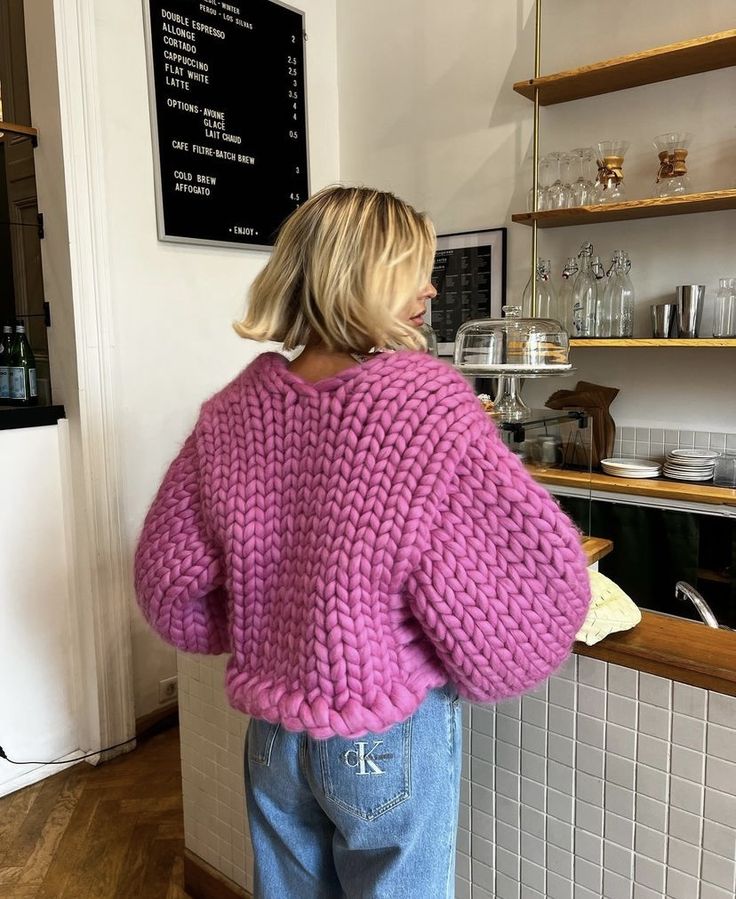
[{"xmin": 135, "ymin": 350, "xmax": 591, "ymax": 738}]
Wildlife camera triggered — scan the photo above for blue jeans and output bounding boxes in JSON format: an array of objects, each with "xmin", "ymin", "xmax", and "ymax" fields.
[{"xmin": 244, "ymin": 683, "xmax": 463, "ymax": 898}]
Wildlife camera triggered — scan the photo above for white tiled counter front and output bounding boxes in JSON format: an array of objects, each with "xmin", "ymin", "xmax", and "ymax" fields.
[{"xmin": 178, "ymin": 654, "xmax": 736, "ymax": 899}]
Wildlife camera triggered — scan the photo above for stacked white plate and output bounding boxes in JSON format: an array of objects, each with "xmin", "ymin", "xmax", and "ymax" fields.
[
  {"xmin": 601, "ymin": 458, "xmax": 662, "ymax": 479},
  {"xmin": 663, "ymin": 448, "xmax": 718, "ymax": 482}
]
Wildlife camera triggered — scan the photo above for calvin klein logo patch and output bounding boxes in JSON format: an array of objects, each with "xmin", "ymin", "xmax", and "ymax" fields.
[{"xmin": 342, "ymin": 740, "xmax": 393, "ymax": 775}]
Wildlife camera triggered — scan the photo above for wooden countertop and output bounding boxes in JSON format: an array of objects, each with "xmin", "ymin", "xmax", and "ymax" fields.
[
  {"xmin": 578, "ymin": 529, "xmax": 735, "ymax": 695},
  {"xmin": 575, "ymin": 611, "xmax": 736, "ymax": 697},
  {"xmin": 581, "ymin": 536, "xmax": 613, "ymax": 565},
  {"xmin": 528, "ymin": 465, "xmax": 736, "ymax": 507},
  {"xmin": 574, "ymin": 532, "xmax": 735, "ymax": 696}
]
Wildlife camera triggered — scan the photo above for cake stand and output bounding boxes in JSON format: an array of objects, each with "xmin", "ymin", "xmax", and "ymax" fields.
[{"xmin": 455, "ymin": 363, "xmax": 576, "ymax": 422}]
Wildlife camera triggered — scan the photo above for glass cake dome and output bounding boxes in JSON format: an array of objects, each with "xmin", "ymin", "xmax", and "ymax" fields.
[
  {"xmin": 454, "ymin": 306, "xmax": 574, "ymax": 421},
  {"xmin": 454, "ymin": 305, "xmax": 572, "ymax": 375}
]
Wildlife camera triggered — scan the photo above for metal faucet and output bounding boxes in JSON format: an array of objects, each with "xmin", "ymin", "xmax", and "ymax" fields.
[{"xmin": 675, "ymin": 581, "xmax": 720, "ymax": 629}]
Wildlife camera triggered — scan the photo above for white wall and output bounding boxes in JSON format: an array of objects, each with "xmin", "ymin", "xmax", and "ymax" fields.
[
  {"xmin": 337, "ymin": 0, "xmax": 736, "ymax": 432},
  {"xmin": 339, "ymin": 0, "xmax": 524, "ymax": 234}
]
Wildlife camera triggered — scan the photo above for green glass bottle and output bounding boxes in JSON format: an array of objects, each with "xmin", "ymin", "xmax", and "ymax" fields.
[
  {"xmin": 0, "ymin": 325, "xmax": 13, "ymax": 402},
  {"xmin": 9, "ymin": 322, "xmax": 38, "ymax": 406}
]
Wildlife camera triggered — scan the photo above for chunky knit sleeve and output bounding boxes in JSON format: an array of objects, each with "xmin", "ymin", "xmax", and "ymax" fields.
[
  {"xmin": 134, "ymin": 430, "xmax": 230, "ymax": 655},
  {"xmin": 406, "ymin": 415, "xmax": 591, "ymax": 704}
]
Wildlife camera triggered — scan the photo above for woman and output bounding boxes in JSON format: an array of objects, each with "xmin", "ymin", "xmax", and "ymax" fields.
[{"xmin": 135, "ymin": 186, "xmax": 590, "ymax": 898}]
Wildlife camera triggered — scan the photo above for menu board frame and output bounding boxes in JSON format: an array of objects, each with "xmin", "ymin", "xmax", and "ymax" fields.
[
  {"xmin": 142, "ymin": 0, "xmax": 310, "ymax": 250},
  {"xmin": 428, "ymin": 228, "xmax": 507, "ymax": 356}
]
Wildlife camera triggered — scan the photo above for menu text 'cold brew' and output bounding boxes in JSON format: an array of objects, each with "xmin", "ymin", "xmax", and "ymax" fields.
[{"xmin": 146, "ymin": 0, "xmax": 308, "ymax": 248}]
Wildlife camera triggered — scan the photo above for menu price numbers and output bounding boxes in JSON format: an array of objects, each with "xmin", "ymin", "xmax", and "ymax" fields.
[
  {"xmin": 288, "ymin": 87, "xmax": 299, "ymax": 121},
  {"xmin": 287, "ymin": 40, "xmax": 299, "ymax": 88},
  {"xmin": 286, "ymin": 40, "xmax": 301, "ymax": 139}
]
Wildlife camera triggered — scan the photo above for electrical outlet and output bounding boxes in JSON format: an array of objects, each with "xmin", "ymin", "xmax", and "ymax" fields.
[{"xmin": 159, "ymin": 676, "xmax": 178, "ymax": 704}]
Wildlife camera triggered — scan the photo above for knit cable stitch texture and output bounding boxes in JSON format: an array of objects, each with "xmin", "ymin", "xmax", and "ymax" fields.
[{"xmin": 134, "ymin": 351, "xmax": 591, "ymax": 738}]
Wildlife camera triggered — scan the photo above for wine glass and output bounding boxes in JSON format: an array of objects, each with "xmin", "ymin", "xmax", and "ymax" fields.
[
  {"xmin": 570, "ymin": 147, "xmax": 596, "ymax": 206},
  {"xmin": 535, "ymin": 154, "xmax": 556, "ymax": 211},
  {"xmin": 527, "ymin": 156, "xmax": 546, "ymax": 212},
  {"xmin": 559, "ymin": 153, "xmax": 575, "ymax": 207},
  {"xmin": 547, "ymin": 152, "xmax": 573, "ymax": 209}
]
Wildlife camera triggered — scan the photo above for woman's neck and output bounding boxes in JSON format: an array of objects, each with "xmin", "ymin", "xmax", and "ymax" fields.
[{"xmin": 287, "ymin": 343, "xmax": 363, "ymax": 383}]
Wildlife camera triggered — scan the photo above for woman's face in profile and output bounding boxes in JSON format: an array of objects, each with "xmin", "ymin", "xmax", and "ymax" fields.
[{"xmin": 406, "ymin": 282, "xmax": 437, "ymax": 328}]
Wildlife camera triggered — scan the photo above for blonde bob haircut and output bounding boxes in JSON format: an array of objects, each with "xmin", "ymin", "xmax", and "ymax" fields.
[{"xmin": 233, "ymin": 185, "xmax": 436, "ymax": 353}]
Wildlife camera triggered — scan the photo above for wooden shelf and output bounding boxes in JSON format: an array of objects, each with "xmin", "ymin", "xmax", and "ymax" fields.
[
  {"xmin": 528, "ymin": 465, "xmax": 736, "ymax": 508},
  {"xmin": 512, "ymin": 189, "xmax": 736, "ymax": 228},
  {"xmin": 570, "ymin": 338, "xmax": 736, "ymax": 347},
  {"xmin": 513, "ymin": 29, "xmax": 736, "ymax": 105},
  {"xmin": 0, "ymin": 120, "xmax": 38, "ymax": 146}
]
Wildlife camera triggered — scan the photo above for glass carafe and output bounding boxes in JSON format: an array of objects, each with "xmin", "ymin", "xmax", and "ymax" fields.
[
  {"xmin": 594, "ymin": 140, "xmax": 630, "ymax": 204},
  {"xmin": 597, "ymin": 250, "xmax": 635, "ymax": 337},
  {"xmin": 523, "ymin": 259, "xmax": 561, "ymax": 321},
  {"xmin": 653, "ymin": 131, "xmax": 692, "ymax": 198},
  {"xmin": 559, "ymin": 256, "xmax": 578, "ymax": 334},
  {"xmin": 571, "ymin": 243, "xmax": 598, "ymax": 337},
  {"xmin": 713, "ymin": 278, "xmax": 736, "ymax": 337}
]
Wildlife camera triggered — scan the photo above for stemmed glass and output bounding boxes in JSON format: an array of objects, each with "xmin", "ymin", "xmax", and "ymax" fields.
[
  {"xmin": 570, "ymin": 147, "xmax": 596, "ymax": 206},
  {"xmin": 539, "ymin": 155, "xmax": 556, "ymax": 209},
  {"xmin": 547, "ymin": 152, "xmax": 573, "ymax": 209},
  {"xmin": 528, "ymin": 149, "xmax": 599, "ymax": 211},
  {"xmin": 528, "ymin": 154, "xmax": 556, "ymax": 212},
  {"xmin": 560, "ymin": 154, "xmax": 576, "ymax": 206}
]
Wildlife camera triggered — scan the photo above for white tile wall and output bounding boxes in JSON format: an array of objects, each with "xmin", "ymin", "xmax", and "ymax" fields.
[
  {"xmin": 178, "ymin": 654, "xmax": 736, "ymax": 899},
  {"xmin": 613, "ymin": 426, "xmax": 736, "ymax": 462},
  {"xmin": 457, "ymin": 664, "xmax": 736, "ymax": 899},
  {"xmin": 177, "ymin": 654, "xmax": 253, "ymax": 893}
]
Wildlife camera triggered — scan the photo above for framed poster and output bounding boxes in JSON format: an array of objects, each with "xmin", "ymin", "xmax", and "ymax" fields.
[
  {"xmin": 143, "ymin": 0, "xmax": 309, "ymax": 249},
  {"xmin": 428, "ymin": 228, "xmax": 507, "ymax": 356}
]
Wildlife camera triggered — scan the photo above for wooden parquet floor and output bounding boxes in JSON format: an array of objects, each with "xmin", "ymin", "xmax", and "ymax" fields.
[{"xmin": 0, "ymin": 725, "xmax": 189, "ymax": 898}]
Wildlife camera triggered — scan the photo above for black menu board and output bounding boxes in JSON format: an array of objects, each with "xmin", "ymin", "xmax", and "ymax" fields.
[
  {"xmin": 145, "ymin": 0, "xmax": 309, "ymax": 248},
  {"xmin": 429, "ymin": 229, "xmax": 506, "ymax": 355},
  {"xmin": 430, "ymin": 246, "xmax": 491, "ymax": 345}
]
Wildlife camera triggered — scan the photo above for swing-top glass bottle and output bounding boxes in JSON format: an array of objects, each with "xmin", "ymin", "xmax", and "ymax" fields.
[
  {"xmin": 522, "ymin": 258, "xmax": 563, "ymax": 323},
  {"xmin": 571, "ymin": 243, "xmax": 598, "ymax": 337},
  {"xmin": 597, "ymin": 250, "xmax": 635, "ymax": 338}
]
